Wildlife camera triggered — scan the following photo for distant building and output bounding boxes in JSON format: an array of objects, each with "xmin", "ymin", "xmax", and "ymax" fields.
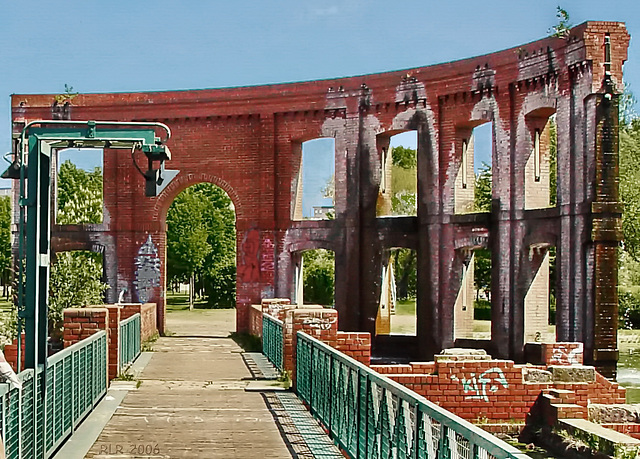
[
  {"xmin": 312, "ymin": 206, "xmax": 334, "ymax": 219},
  {"xmin": 0, "ymin": 188, "xmax": 10, "ymax": 199}
]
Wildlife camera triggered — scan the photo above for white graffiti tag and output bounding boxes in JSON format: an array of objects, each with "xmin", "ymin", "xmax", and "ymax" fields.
[
  {"xmin": 550, "ymin": 344, "xmax": 583, "ymax": 365},
  {"xmin": 134, "ymin": 234, "xmax": 161, "ymax": 303},
  {"xmin": 301, "ymin": 316, "xmax": 337, "ymax": 330},
  {"xmin": 450, "ymin": 367, "xmax": 509, "ymax": 402}
]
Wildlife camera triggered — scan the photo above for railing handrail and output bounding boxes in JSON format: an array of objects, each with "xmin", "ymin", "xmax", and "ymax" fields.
[
  {"xmin": 297, "ymin": 330, "xmax": 530, "ymax": 459},
  {"xmin": 48, "ymin": 329, "xmax": 107, "ymax": 366},
  {"xmin": 119, "ymin": 312, "xmax": 141, "ymax": 327},
  {"xmin": 263, "ymin": 313, "xmax": 284, "ymax": 326}
]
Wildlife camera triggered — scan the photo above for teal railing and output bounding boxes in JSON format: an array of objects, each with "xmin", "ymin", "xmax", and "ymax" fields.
[
  {"xmin": 262, "ymin": 314, "xmax": 284, "ymax": 371},
  {"xmin": 119, "ymin": 313, "xmax": 141, "ymax": 374},
  {"xmin": 0, "ymin": 330, "xmax": 107, "ymax": 459},
  {"xmin": 296, "ymin": 331, "xmax": 530, "ymax": 459}
]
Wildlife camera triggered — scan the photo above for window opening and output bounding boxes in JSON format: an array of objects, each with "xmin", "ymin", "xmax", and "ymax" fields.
[{"xmin": 55, "ymin": 148, "xmax": 103, "ymax": 225}]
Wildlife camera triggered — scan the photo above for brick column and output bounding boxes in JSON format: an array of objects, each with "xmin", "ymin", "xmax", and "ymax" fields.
[
  {"xmin": 106, "ymin": 305, "xmax": 121, "ymax": 380},
  {"xmin": 3, "ymin": 333, "xmax": 25, "ymax": 371}
]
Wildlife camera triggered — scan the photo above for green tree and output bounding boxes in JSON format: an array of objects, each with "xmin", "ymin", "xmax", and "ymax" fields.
[
  {"xmin": 392, "ymin": 145, "xmax": 417, "ymax": 169},
  {"xmin": 620, "ymin": 118, "xmax": 640, "ymax": 261},
  {"xmin": 57, "ymin": 160, "xmax": 103, "ymax": 224},
  {"xmin": 302, "ymin": 249, "xmax": 334, "ymax": 306},
  {"xmin": 49, "ymin": 251, "xmax": 109, "ymax": 341},
  {"xmin": 548, "ymin": 6, "xmax": 572, "ymax": 38},
  {"xmin": 166, "ymin": 183, "xmax": 236, "ymax": 308},
  {"xmin": 0, "ymin": 196, "xmax": 12, "ymax": 297},
  {"xmin": 393, "ymin": 248, "xmax": 417, "ymax": 300},
  {"xmin": 474, "ymin": 163, "xmax": 492, "ymax": 212}
]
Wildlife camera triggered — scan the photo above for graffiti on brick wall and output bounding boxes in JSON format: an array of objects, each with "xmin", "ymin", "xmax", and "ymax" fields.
[
  {"xmin": 301, "ymin": 316, "xmax": 337, "ymax": 330},
  {"xmin": 550, "ymin": 343, "xmax": 583, "ymax": 365},
  {"xmin": 261, "ymin": 237, "xmax": 274, "ymax": 274},
  {"xmin": 450, "ymin": 367, "xmax": 509, "ymax": 402},
  {"xmin": 134, "ymin": 234, "xmax": 161, "ymax": 303},
  {"xmin": 238, "ymin": 229, "xmax": 260, "ymax": 282}
]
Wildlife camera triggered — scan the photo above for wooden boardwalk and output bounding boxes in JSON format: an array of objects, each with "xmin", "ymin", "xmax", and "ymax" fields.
[{"xmin": 85, "ymin": 309, "xmax": 294, "ymax": 459}]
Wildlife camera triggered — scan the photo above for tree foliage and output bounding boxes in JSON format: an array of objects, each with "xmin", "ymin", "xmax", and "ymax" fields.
[
  {"xmin": 57, "ymin": 160, "xmax": 103, "ymax": 224},
  {"xmin": 393, "ymin": 248, "xmax": 417, "ymax": 300},
  {"xmin": 392, "ymin": 146, "xmax": 417, "ymax": 169},
  {"xmin": 474, "ymin": 163, "xmax": 492, "ymax": 212},
  {"xmin": 549, "ymin": 6, "xmax": 572, "ymax": 38},
  {"xmin": 166, "ymin": 183, "xmax": 236, "ymax": 307},
  {"xmin": 620, "ymin": 119, "xmax": 640, "ymax": 261},
  {"xmin": 0, "ymin": 196, "xmax": 11, "ymax": 296},
  {"xmin": 49, "ymin": 251, "xmax": 109, "ymax": 339},
  {"xmin": 302, "ymin": 249, "xmax": 335, "ymax": 306}
]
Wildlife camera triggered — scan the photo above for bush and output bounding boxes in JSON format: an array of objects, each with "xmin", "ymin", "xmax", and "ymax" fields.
[
  {"xmin": 619, "ymin": 289, "xmax": 640, "ymax": 329},
  {"xmin": 474, "ymin": 299, "xmax": 491, "ymax": 321}
]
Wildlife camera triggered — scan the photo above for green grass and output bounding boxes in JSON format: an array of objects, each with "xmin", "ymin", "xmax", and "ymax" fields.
[{"xmin": 166, "ymin": 291, "xmax": 209, "ymax": 312}]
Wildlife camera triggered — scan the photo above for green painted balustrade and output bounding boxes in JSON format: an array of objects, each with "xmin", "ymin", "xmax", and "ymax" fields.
[
  {"xmin": 295, "ymin": 331, "xmax": 531, "ymax": 459},
  {"xmin": 119, "ymin": 313, "xmax": 141, "ymax": 374},
  {"xmin": 0, "ymin": 330, "xmax": 107, "ymax": 458},
  {"xmin": 262, "ymin": 314, "xmax": 284, "ymax": 371}
]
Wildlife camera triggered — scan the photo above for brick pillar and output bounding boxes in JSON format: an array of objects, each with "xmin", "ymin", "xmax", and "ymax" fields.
[
  {"xmin": 282, "ymin": 307, "xmax": 338, "ymax": 383},
  {"xmin": 63, "ymin": 308, "xmax": 108, "ymax": 347},
  {"xmin": 106, "ymin": 305, "xmax": 121, "ymax": 380}
]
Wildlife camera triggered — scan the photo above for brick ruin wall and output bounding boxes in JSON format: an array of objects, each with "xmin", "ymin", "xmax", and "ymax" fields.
[
  {"xmin": 259, "ymin": 301, "xmax": 625, "ymax": 425},
  {"xmin": 11, "ymin": 22, "xmax": 630, "ymax": 374}
]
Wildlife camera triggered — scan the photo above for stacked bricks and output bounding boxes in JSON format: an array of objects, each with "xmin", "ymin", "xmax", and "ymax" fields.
[
  {"xmin": 3, "ymin": 333, "xmax": 25, "ymax": 372},
  {"xmin": 283, "ymin": 307, "xmax": 338, "ymax": 383},
  {"xmin": 371, "ymin": 349, "xmax": 625, "ymax": 423},
  {"xmin": 335, "ymin": 332, "xmax": 371, "ymax": 366},
  {"xmin": 106, "ymin": 305, "xmax": 121, "ymax": 380},
  {"xmin": 261, "ymin": 298, "xmax": 290, "ymax": 320},
  {"xmin": 63, "ymin": 308, "xmax": 108, "ymax": 348},
  {"xmin": 249, "ymin": 304, "xmax": 263, "ymax": 337},
  {"xmin": 542, "ymin": 342, "xmax": 584, "ymax": 366},
  {"xmin": 119, "ymin": 303, "xmax": 157, "ymax": 341}
]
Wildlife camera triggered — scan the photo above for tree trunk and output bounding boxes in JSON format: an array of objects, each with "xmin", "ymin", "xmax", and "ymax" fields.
[{"xmin": 189, "ymin": 272, "xmax": 194, "ymax": 311}]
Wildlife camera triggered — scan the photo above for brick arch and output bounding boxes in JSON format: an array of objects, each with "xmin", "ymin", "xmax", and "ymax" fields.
[{"xmin": 153, "ymin": 171, "xmax": 243, "ymax": 226}]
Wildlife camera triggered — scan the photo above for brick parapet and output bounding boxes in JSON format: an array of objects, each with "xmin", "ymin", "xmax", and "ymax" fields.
[
  {"xmin": 249, "ymin": 305, "xmax": 263, "ymax": 337},
  {"xmin": 63, "ymin": 308, "xmax": 108, "ymax": 348},
  {"xmin": 106, "ymin": 305, "xmax": 121, "ymax": 380},
  {"xmin": 335, "ymin": 332, "xmax": 371, "ymax": 366}
]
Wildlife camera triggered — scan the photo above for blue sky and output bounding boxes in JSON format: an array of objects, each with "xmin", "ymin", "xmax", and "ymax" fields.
[{"xmin": 1, "ymin": 1, "xmax": 639, "ymax": 201}]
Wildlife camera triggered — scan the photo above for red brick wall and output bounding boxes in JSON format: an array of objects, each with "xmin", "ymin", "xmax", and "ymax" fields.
[
  {"xmin": 3, "ymin": 333, "xmax": 25, "ymax": 372},
  {"xmin": 63, "ymin": 308, "xmax": 108, "ymax": 348},
  {"xmin": 372, "ymin": 358, "xmax": 625, "ymax": 422},
  {"xmin": 106, "ymin": 305, "xmax": 121, "ymax": 380},
  {"xmin": 120, "ymin": 303, "xmax": 158, "ymax": 341},
  {"xmin": 249, "ymin": 304, "xmax": 263, "ymax": 337},
  {"xmin": 336, "ymin": 332, "xmax": 371, "ymax": 366},
  {"xmin": 283, "ymin": 308, "xmax": 338, "ymax": 382}
]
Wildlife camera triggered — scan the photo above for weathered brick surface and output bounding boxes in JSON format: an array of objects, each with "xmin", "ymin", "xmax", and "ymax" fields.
[
  {"xmin": 12, "ymin": 22, "xmax": 629, "ymax": 373},
  {"xmin": 120, "ymin": 303, "xmax": 158, "ymax": 341},
  {"xmin": 336, "ymin": 332, "xmax": 371, "ymax": 366}
]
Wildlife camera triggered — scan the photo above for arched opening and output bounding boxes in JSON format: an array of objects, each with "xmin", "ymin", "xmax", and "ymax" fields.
[
  {"xmin": 377, "ymin": 131, "xmax": 418, "ymax": 217},
  {"xmin": 292, "ymin": 138, "xmax": 335, "ymax": 220},
  {"xmin": 376, "ymin": 247, "xmax": 417, "ymax": 335},
  {"xmin": 55, "ymin": 148, "xmax": 103, "ymax": 224},
  {"xmin": 292, "ymin": 248, "xmax": 335, "ymax": 307},
  {"xmin": 165, "ymin": 183, "xmax": 236, "ymax": 311}
]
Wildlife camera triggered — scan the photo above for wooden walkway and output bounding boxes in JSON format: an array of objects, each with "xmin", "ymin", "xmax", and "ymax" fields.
[{"xmin": 83, "ymin": 309, "xmax": 300, "ymax": 458}]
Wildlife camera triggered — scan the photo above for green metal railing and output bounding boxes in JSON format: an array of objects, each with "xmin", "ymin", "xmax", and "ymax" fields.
[
  {"xmin": 119, "ymin": 313, "xmax": 141, "ymax": 374},
  {"xmin": 262, "ymin": 314, "xmax": 284, "ymax": 371},
  {"xmin": 296, "ymin": 331, "xmax": 531, "ymax": 459},
  {"xmin": 0, "ymin": 330, "xmax": 107, "ymax": 459}
]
